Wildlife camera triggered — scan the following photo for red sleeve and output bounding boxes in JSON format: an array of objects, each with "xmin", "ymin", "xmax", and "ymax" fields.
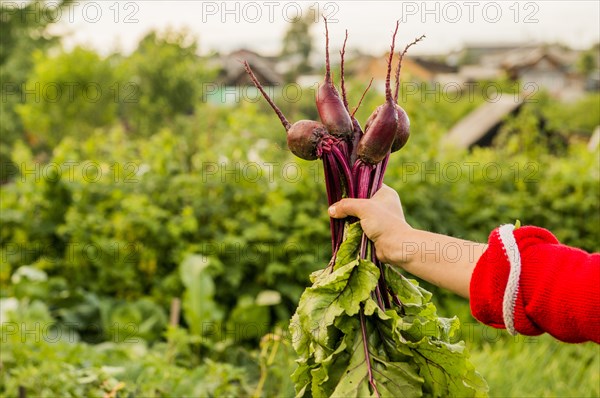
[{"xmin": 470, "ymin": 225, "xmax": 600, "ymax": 344}]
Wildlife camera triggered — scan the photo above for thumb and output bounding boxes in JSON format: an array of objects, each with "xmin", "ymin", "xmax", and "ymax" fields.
[{"xmin": 328, "ymin": 198, "xmax": 369, "ymax": 219}]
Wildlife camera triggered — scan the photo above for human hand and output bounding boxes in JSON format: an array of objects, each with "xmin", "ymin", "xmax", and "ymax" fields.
[
  {"xmin": 328, "ymin": 184, "xmax": 415, "ymax": 267},
  {"xmin": 328, "ymin": 184, "xmax": 486, "ymax": 298}
]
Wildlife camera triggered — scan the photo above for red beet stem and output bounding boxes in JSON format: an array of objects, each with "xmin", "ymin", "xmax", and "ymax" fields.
[
  {"xmin": 242, "ymin": 60, "xmax": 291, "ymax": 131},
  {"xmin": 371, "ymin": 154, "xmax": 390, "ymax": 197},
  {"xmin": 330, "ymin": 145, "xmax": 355, "ymax": 198},
  {"xmin": 371, "ymin": 244, "xmax": 391, "ymax": 309},
  {"xmin": 394, "ymin": 34, "xmax": 426, "ymax": 102},
  {"xmin": 356, "ymin": 161, "xmax": 374, "ymax": 199},
  {"xmin": 340, "ymin": 29, "xmax": 349, "ymax": 112},
  {"xmin": 322, "ymin": 155, "xmax": 338, "ymax": 250}
]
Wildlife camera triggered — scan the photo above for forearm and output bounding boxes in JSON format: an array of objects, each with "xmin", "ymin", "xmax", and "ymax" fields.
[{"xmin": 385, "ymin": 228, "xmax": 487, "ymax": 298}]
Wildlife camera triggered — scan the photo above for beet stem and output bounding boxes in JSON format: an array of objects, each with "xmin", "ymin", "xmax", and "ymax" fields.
[
  {"xmin": 323, "ymin": 152, "xmax": 346, "ymax": 256},
  {"xmin": 242, "ymin": 60, "xmax": 291, "ymax": 130},
  {"xmin": 340, "ymin": 29, "xmax": 350, "ymax": 112},
  {"xmin": 371, "ymin": 244, "xmax": 391, "ymax": 309},
  {"xmin": 370, "ymin": 154, "xmax": 389, "ymax": 198},
  {"xmin": 330, "ymin": 146, "xmax": 355, "ymax": 198},
  {"xmin": 357, "ymin": 163, "xmax": 373, "ymax": 199},
  {"xmin": 394, "ymin": 34, "xmax": 426, "ymax": 102},
  {"xmin": 351, "ymin": 78, "xmax": 374, "ymax": 118},
  {"xmin": 359, "ymin": 309, "xmax": 380, "ymax": 397},
  {"xmin": 348, "ymin": 117, "xmax": 363, "ymax": 166},
  {"xmin": 375, "ymin": 155, "xmax": 390, "ymax": 191},
  {"xmin": 322, "ymin": 155, "xmax": 337, "ymax": 250},
  {"xmin": 374, "ymin": 285, "xmax": 385, "ymax": 310},
  {"xmin": 385, "ymin": 21, "xmax": 400, "ymax": 103}
]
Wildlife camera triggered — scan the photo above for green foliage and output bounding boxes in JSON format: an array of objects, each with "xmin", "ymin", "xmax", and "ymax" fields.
[
  {"xmin": 0, "ymin": 0, "xmax": 74, "ymax": 181},
  {"xmin": 180, "ymin": 254, "xmax": 223, "ymax": 336},
  {"xmin": 576, "ymin": 45, "xmax": 598, "ymax": 75},
  {"xmin": 470, "ymin": 335, "xmax": 599, "ymax": 397},
  {"xmin": 290, "ymin": 223, "xmax": 487, "ymax": 397},
  {"xmin": 1, "ymin": 109, "xmax": 332, "ymax": 342},
  {"xmin": 119, "ymin": 29, "xmax": 215, "ymax": 135},
  {"xmin": 280, "ymin": 9, "xmax": 318, "ymax": 77},
  {"xmin": 16, "ymin": 48, "xmax": 121, "ymax": 148},
  {"xmin": 1, "ymin": 298, "xmax": 253, "ymax": 397},
  {"xmin": 540, "ymin": 93, "xmax": 600, "ymax": 136}
]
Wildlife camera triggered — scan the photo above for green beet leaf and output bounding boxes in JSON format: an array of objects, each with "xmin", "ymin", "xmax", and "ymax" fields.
[{"xmin": 290, "ymin": 223, "xmax": 488, "ymax": 397}]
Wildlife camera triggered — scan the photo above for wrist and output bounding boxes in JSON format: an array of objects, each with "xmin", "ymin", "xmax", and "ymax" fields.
[{"xmin": 378, "ymin": 224, "xmax": 423, "ymax": 270}]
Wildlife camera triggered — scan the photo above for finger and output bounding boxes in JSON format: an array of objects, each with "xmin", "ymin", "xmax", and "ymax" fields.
[{"xmin": 328, "ymin": 198, "xmax": 369, "ymax": 219}]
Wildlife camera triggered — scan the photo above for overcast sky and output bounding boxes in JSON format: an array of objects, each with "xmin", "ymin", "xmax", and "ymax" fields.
[{"xmin": 56, "ymin": 1, "xmax": 599, "ymax": 56}]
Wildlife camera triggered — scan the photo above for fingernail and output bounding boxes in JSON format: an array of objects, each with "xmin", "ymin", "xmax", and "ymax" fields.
[{"xmin": 328, "ymin": 206, "xmax": 336, "ymax": 216}]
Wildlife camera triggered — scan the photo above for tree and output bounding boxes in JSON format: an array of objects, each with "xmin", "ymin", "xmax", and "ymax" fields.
[
  {"xmin": 118, "ymin": 28, "xmax": 214, "ymax": 135},
  {"xmin": 0, "ymin": 0, "xmax": 74, "ymax": 180},
  {"xmin": 577, "ymin": 44, "xmax": 599, "ymax": 76},
  {"xmin": 15, "ymin": 47, "xmax": 120, "ymax": 147},
  {"xmin": 280, "ymin": 10, "xmax": 317, "ymax": 77}
]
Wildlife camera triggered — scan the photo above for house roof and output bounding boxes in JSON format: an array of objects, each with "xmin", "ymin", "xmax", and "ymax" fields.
[
  {"xmin": 350, "ymin": 53, "xmax": 455, "ymax": 83},
  {"xmin": 476, "ymin": 46, "xmax": 579, "ymax": 73},
  {"xmin": 413, "ymin": 58, "xmax": 457, "ymax": 74},
  {"xmin": 442, "ymin": 96, "xmax": 524, "ymax": 148},
  {"xmin": 502, "ymin": 47, "xmax": 568, "ymax": 72},
  {"xmin": 217, "ymin": 49, "xmax": 284, "ymax": 86}
]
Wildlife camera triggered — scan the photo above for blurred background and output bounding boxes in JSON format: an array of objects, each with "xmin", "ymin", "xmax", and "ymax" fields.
[{"xmin": 1, "ymin": 1, "xmax": 598, "ymax": 396}]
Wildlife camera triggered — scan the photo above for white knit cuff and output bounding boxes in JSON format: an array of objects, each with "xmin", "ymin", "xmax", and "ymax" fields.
[{"xmin": 498, "ymin": 224, "xmax": 522, "ymax": 336}]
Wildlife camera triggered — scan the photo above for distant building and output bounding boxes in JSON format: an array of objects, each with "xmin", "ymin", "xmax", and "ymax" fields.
[
  {"xmin": 442, "ymin": 96, "xmax": 525, "ymax": 149},
  {"xmin": 349, "ymin": 53, "xmax": 457, "ymax": 92},
  {"xmin": 456, "ymin": 45, "xmax": 587, "ymax": 99},
  {"xmin": 216, "ymin": 49, "xmax": 283, "ymax": 87},
  {"xmin": 447, "ymin": 43, "xmax": 540, "ymax": 66},
  {"xmin": 500, "ymin": 47, "xmax": 584, "ymax": 100},
  {"xmin": 205, "ymin": 49, "xmax": 284, "ymax": 106}
]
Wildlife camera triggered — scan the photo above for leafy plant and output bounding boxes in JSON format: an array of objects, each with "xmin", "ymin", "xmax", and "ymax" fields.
[{"xmin": 290, "ymin": 223, "xmax": 487, "ymax": 397}]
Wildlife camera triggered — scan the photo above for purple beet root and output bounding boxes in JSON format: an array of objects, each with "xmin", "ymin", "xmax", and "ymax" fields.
[
  {"xmin": 391, "ymin": 105, "xmax": 410, "ymax": 152},
  {"xmin": 390, "ymin": 35, "xmax": 424, "ymax": 153},
  {"xmin": 287, "ymin": 120, "xmax": 328, "ymax": 161},
  {"xmin": 316, "ymin": 18, "xmax": 353, "ymax": 138},
  {"xmin": 357, "ymin": 102, "xmax": 398, "ymax": 164},
  {"xmin": 356, "ymin": 21, "xmax": 400, "ymax": 164}
]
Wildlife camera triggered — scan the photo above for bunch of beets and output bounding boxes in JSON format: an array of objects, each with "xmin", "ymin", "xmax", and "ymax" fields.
[
  {"xmin": 244, "ymin": 19, "xmax": 423, "ymax": 309},
  {"xmin": 245, "ymin": 19, "xmax": 487, "ymax": 398}
]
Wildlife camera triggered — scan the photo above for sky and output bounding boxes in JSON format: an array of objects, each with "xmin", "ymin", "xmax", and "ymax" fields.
[{"xmin": 54, "ymin": 1, "xmax": 600, "ymax": 56}]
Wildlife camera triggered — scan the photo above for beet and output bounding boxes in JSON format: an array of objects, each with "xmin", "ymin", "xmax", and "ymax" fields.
[
  {"xmin": 243, "ymin": 61, "xmax": 328, "ymax": 161},
  {"xmin": 390, "ymin": 35, "xmax": 424, "ymax": 153},
  {"xmin": 356, "ymin": 21, "xmax": 400, "ymax": 164},
  {"xmin": 391, "ymin": 105, "xmax": 410, "ymax": 152},
  {"xmin": 316, "ymin": 18, "xmax": 353, "ymax": 138},
  {"xmin": 287, "ymin": 120, "xmax": 328, "ymax": 161},
  {"xmin": 357, "ymin": 103, "xmax": 398, "ymax": 164}
]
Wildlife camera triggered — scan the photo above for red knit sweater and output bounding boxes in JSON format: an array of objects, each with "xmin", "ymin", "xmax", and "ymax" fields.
[{"xmin": 470, "ymin": 225, "xmax": 600, "ymax": 344}]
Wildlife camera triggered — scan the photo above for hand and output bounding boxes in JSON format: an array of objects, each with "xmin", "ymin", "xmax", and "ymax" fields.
[
  {"xmin": 328, "ymin": 184, "xmax": 414, "ymax": 267},
  {"xmin": 328, "ymin": 184, "xmax": 486, "ymax": 298}
]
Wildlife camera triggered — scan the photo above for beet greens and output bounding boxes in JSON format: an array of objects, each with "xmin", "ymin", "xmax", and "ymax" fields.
[{"xmin": 245, "ymin": 20, "xmax": 487, "ymax": 398}]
